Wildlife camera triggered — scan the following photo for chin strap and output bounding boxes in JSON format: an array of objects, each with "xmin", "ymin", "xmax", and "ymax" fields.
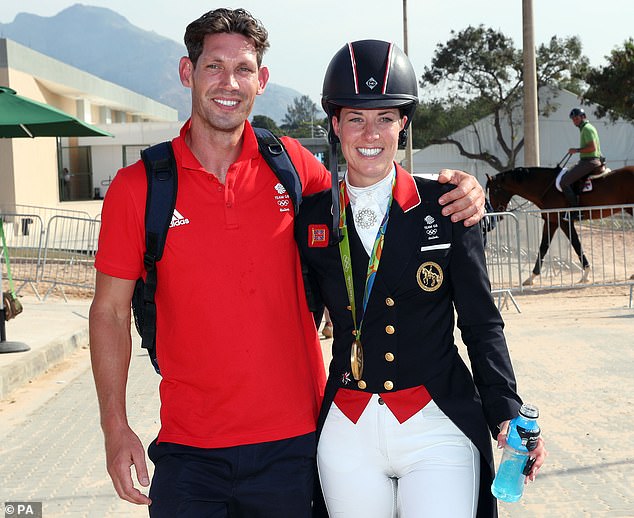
[{"xmin": 398, "ymin": 128, "xmax": 408, "ymax": 148}]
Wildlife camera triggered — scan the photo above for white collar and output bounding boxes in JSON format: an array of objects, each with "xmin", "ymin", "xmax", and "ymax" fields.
[
  {"xmin": 345, "ymin": 166, "xmax": 396, "ymax": 205},
  {"xmin": 344, "ymin": 166, "xmax": 395, "ymax": 256}
]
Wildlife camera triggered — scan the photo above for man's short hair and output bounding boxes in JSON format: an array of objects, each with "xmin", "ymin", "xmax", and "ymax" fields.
[{"xmin": 184, "ymin": 8, "xmax": 270, "ymax": 67}]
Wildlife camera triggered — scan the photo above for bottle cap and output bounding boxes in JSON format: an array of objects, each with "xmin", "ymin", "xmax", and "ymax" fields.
[{"xmin": 519, "ymin": 403, "xmax": 539, "ymax": 419}]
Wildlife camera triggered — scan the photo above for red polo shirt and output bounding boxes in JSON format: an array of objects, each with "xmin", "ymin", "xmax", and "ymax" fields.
[{"xmin": 95, "ymin": 121, "xmax": 330, "ymax": 448}]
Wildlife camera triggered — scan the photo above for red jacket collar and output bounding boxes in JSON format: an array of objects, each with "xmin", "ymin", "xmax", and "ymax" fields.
[{"xmin": 393, "ymin": 164, "xmax": 421, "ymax": 212}]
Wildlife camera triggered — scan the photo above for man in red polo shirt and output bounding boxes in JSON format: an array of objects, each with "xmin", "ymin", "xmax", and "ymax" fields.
[{"xmin": 89, "ymin": 8, "xmax": 486, "ymax": 517}]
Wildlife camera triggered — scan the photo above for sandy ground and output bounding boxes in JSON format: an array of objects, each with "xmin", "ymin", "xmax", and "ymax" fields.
[
  {"xmin": 1, "ymin": 285, "xmax": 632, "ymax": 517},
  {"xmin": 478, "ymin": 286, "xmax": 634, "ymax": 517}
]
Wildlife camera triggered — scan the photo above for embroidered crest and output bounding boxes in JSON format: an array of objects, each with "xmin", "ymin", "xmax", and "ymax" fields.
[
  {"xmin": 274, "ymin": 183, "xmax": 291, "ymax": 213},
  {"xmin": 341, "ymin": 372, "xmax": 352, "ymax": 385},
  {"xmin": 423, "ymin": 214, "xmax": 440, "ymax": 240},
  {"xmin": 308, "ymin": 224, "xmax": 329, "ymax": 247},
  {"xmin": 416, "ymin": 261, "xmax": 443, "ymax": 292}
]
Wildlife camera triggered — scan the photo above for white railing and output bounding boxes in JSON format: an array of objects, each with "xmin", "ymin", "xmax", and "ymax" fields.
[
  {"xmin": 483, "ymin": 204, "xmax": 634, "ymax": 308},
  {"xmin": 3, "ymin": 206, "xmax": 633, "ymax": 306}
]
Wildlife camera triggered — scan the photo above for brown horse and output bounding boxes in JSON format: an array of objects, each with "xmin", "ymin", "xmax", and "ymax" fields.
[{"xmin": 486, "ymin": 163, "xmax": 634, "ymax": 284}]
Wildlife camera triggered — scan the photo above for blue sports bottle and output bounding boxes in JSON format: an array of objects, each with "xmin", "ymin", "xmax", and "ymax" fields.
[{"xmin": 491, "ymin": 403, "xmax": 540, "ymax": 503}]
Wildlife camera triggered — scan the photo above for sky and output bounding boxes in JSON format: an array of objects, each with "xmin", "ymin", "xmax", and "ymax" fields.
[{"xmin": 2, "ymin": 1, "xmax": 632, "ymax": 104}]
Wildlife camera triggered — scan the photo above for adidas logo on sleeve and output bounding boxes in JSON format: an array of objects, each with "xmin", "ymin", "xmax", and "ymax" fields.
[{"xmin": 170, "ymin": 209, "xmax": 190, "ymax": 228}]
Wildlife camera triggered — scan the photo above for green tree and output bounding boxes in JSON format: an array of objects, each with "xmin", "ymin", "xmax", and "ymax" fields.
[
  {"xmin": 251, "ymin": 115, "xmax": 282, "ymax": 136},
  {"xmin": 411, "ymin": 99, "xmax": 492, "ymax": 149},
  {"xmin": 419, "ymin": 25, "xmax": 588, "ymax": 171},
  {"xmin": 285, "ymin": 120, "xmax": 329, "ymax": 138},
  {"xmin": 584, "ymin": 38, "xmax": 634, "ymax": 122},
  {"xmin": 536, "ymin": 35, "xmax": 589, "ymax": 95},
  {"xmin": 281, "ymin": 95, "xmax": 318, "ymax": 133}
]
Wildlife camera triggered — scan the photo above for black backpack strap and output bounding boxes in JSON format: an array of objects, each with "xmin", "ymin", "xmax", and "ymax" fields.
[
  {"xmin": 138, "ymin": 141, "xmax": 177, "ymax": 373},
  {"xmin": 252, "ymin": 127, "xmax": 327, "ymax": 322},
  {"xmin": 253, "ymin": 127, "xmax": 302, "ymax": 214}
]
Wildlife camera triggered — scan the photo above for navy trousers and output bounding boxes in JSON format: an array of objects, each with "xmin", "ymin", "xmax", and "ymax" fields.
[{"xmin": 148, "ymin": 432, "xmax": 316, "ymax": 518}]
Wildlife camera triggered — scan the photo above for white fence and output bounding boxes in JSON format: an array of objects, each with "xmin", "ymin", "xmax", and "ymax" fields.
[
  {"xmin": 0, "ymin": 213, "xmax": 45, "ymax": 295},
  {"xmin": 1, "ymin": 211, "xmax": 100, "ymax": 300},
  {"xmin": 2, "ymin": 206, "xmax": 633, "ymax": 304},
  {"xmin": 483, "ymin": 204, "xmax": 634, "ymax": 309},
  {"xmin": 38, "ymin": 215, "xmax": 100, "ymax": 298}
]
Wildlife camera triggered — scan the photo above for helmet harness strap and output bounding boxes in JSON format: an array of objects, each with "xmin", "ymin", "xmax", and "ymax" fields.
[{"xmin": 329, "ymin": 141, "xmax": 343, "ymax": 245}]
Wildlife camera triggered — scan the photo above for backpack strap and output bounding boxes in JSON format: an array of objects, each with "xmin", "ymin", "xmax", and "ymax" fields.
[
  {"xmin": 135, "ymin": 131, "xmax": 316, "ymax": 374},
  {"xmin": 253, "ymin": 127, "xmax": 324, "ymax": 322},
  {"xmin": 253, "ymin": 127, "xmax": 302, "ymax": 213},
  {"xmin": 138, "ymin": 141, "xmax": 177, "ymax": 373}
]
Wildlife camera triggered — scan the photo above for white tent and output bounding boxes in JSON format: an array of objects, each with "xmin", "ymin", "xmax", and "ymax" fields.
[{"xmin": 411, "ymin": 88, "xmax": 634, "ymax": 185}]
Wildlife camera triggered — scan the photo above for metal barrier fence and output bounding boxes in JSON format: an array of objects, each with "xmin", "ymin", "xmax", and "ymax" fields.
[
  {"xmin": 1, "ymin": 212, "xmax": 45, "ymax": 296},
  {"xmin": 0, "ymin": 203, "xmax": 91, "ymax": 223},
  {"xmin": 39, "ymin": 215, "xmax": 100, "ymax": 299},
  {"xmin": 523, "ymin": 206, "xmax": 633, "ymax": 288},
  {"xmin": 483, "ymin": 204, "xmax": 634, "ymax": 308},
  {"xmin": 1, "ymin": 211, "xmax": 99, "ymax": 300},
  {"xmin": 482, "ymin": 211, "xmax": 524, "ymax": 311},
  {"xmin": 3, "ymin": 206, "xmax": 633, "ymax": 303}
]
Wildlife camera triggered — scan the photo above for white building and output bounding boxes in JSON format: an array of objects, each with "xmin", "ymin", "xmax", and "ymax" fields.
[
  {"xmin": 1, "ymin": 38, "xmax": 179, "ymax": 217},
  {"xmin": 1, "ymin": 38, "xmax": 330, "ymax": 217},
  {"xmin": 411, "ymin": 88, "xmax": 634, "ymax": 185}
]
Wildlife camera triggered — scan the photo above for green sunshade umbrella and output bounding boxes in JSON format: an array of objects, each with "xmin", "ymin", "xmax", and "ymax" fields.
[
  {"xmin": 0, "ymin": 86, "xmax": 112, "ymax": 138},
  {"xmin": 1, "ymin": 86, "xmax": 111, "ymax": 353}
]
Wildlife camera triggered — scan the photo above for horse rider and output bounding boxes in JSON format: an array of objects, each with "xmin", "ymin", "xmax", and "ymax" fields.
[{"xmin": 561, "ymin": 107, "xmax": 602, "ymax": 209}]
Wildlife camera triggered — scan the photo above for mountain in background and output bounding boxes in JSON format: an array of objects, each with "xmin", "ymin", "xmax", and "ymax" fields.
[{"xmin": 0, "ymin": 4, "xmax": 303, "ymax": 123}]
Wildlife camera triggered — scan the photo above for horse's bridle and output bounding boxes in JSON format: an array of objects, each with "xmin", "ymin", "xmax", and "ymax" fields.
[
  {"xmin": 486, "ymin": 179, "xmax": 507, "ymax": 212},
  {"xmin": 486, "ymin": 172, "xmax": 532, "ymax": 213}
]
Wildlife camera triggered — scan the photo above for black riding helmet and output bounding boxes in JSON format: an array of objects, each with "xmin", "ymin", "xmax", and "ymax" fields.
[
  {"xmin": 321, "ymin": 40, "xmax": 419, "ymax": 245},
  {"xmin": 569, "ymin": 107, "xmax": 586, "ymax": 119},
  {"xmin": 321, "ymin": 39, "xmax": 419, "ymax": 145}
]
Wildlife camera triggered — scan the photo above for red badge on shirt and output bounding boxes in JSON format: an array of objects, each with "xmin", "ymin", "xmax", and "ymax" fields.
[{"xmin": 308, "ymin": 224, "xmax": 329, "ymax": 247}]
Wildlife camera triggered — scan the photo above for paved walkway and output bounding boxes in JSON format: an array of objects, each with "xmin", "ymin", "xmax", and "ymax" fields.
[
  {"xmin": 0, "ymin": 295, "xmax": 91, "ymax": 400},
  {"xmin": 0, "ymin": 295, "xmax": 157, "ymax": 517},
  {"xmin": 0, "ymin": 288, "xmax": 633, "ymax": 517}
]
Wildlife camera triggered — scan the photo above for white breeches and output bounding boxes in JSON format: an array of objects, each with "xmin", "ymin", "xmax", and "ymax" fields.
[{"xmin": 317, "ymin": 395, "xmax": 480, "ymax": 518}]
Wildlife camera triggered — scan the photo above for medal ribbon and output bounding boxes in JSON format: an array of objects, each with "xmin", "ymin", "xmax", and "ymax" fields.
[{"xmin": 338, "ymin": 175, "xmax": 395, "ymax": 347}]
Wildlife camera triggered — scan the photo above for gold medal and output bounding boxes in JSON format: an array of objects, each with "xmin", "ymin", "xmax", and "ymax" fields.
[{"xmin": 350, "ymin": 339, "xmax": 364, "ymax": 380}]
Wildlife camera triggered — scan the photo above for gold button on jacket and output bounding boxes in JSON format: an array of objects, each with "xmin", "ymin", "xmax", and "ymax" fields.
[
  {"xmin": 294, "ymin": 172, "xmax": 521, "ymax": 518},
  {"xmin": 385, "ymin": 352, "xmax": 395, "ymax": 362},
  {"xmin": 385, "ymin": 297, "xmax": 395, "ymax": 306}
]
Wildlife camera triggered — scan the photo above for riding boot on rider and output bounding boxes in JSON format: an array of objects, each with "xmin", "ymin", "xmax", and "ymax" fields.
[{"xmin": 560, "ymin": 107, "xmax": 603, "ymax": 220}]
